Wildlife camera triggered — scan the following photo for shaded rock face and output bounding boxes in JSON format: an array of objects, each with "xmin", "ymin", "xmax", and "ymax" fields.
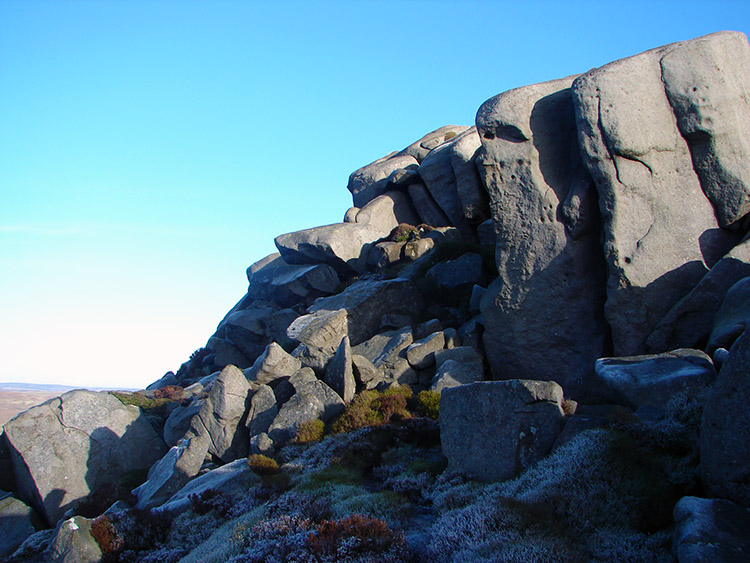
[
  {"xmin": 701, "ymin": 330, "xmax": 750, "ymax": 507},
  {"xmin": 2, "ymin": 390, "xmax": 167, "ymax": 525},
  {"xmin": 673, "ymin": 496, "xmax": 750, "ymax": 563},
  {"xmin": 0, "ymin": 495, "xmax": 38, "ymax": 558},
  {"xmin": 707, "ymin": 276, "xmax": 750, "ymax": 354},
  {"xmin": 440, "ymin": 380, "xmax": 565, "ymax": 482},
  {"xmin": 572, "ymin": 32, "xmax": 747, "ymax": 357},
  {"xmin": 477, "ymin": 76, "xmax": 608, "ymax": 397}
]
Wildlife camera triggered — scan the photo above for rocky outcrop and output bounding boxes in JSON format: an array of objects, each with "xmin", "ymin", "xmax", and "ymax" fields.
[
  {"xmin": 572, "ymin": 32, "xmax": 746, "ymax": 357},
  {"xmin": 440, "ymin": 380, "xmax": 565, "ymax": 481},
  {"xmin": 707, "ymin": 276, "xmax": 750, "ymax": 354},
  {"xmin": 3, "ymin": 390, "xmax": 167, "ymax": 525},
  {"xmin": 0, "ymin": 494, "xmax": 39, "ymax": 558},
  {"xmin": 477, "ymin": 76, "xmax": 608, "ymax": 398}
]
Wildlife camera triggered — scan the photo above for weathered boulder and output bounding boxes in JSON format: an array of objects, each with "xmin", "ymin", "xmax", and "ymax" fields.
[
  {"xmin": 47, "ymin": 515, "xmax": 102, "ymax": 563},
  {"xmin": 426, "ymin": 252, "xmax": 483, "ymax": 289},
  {"xmin": 572, "ymin": 33, "xmax": 740, "ymax": 356},
  {"xmin": 206, "ymin": 336, "xmax": 252, "ymax": 370},
  {"xmin": 245, "ymin": 257, "xmax": 340, "ymax": 307},
  {"xmin": 355, "ymin": 191, "xmax": 420, "ymax": 233},
  {"xmin": 430, "ymin": 359, "xmax": 483, "ymax": 392},
  {"xmin": 324, "ymin": 336, "xmax": 355, "ymax": 403},
  {"xmin": 407, "ymin": 183, "xmax": 451, "ymax": 227},
  {"xmin": 3, "ymin": 390, "xmax": 167, "ymax": 525},
  {"xmin": 352, "ymin": 327, "xmax": 416, "ymax": 387},
  {"xmin": 156, "ymin": 458, "xmax": 259, "ymax": 516},
  {"xmin": 274, "ymin": 222, "xmax": 388, "ymax": 275},
  {"xmin": 397, "ymin": 125, "xmax": 470, "ymax": 163},
  {"xmin": 245, "ymin": 343, "xmax": 302, "ymax": 386},
  {"xmin": 347, "ymin": 153, "xmax": 419, "ymax": 208},
  {"xmin": 648, "ymin": 236, "xmax": 750, "ymax": 352},
  {"xmin": 132, "ymin": 433, "xmax": 211, "ymax": 510},
  {"xmin": 450, "ymin": 127, "xmax": 489, "ymax": 223},
  {"xmin": 351, "ymin": 354, "xmax": 379, "ymax": 388},
  {"xmin": 267, "ymin": 380, "xmax": 345, "ymax": 445},
  {"xmin": 189, "ymin": 365, "xmax": 251, "ymax": 463},
  {"xmin": 701, "ymin": 330, "xmax": 750, "ymax": 506},
  {"xmin": 673, "ymin": 496, "xmax": 750, "ymax": 563},
  {"xmin": 406, "ymin": 331, "xmax": 446, "ymax": 369},
  {"xmin": 661, "ymin": 31, "xmax": 750, "ymax": 229},
  {"xmin": 440, "ymin": 380, "xmax": 565, "ymax": 481},
  {"xmin": 477, "ymin": 76, "xmax": 608, "ymax": 398},
  {"xmin": 245, "ymin": 384, "xmax": 277, "ymax": 438},
  {"xmin": 417, "ymin": 129, "xmax": 475, "ymax": 237},
  {"xmin": 0, "ymin": 494, "xmax": 38, "ymax": 558},
  {"xmin": 707, "ymin": 276, "xmax": 750, "ymax": 354},
  {"xmin": 367, "ymin": 241, "xmax": 405, "ymax": 270},
  {"xmin": 595, "ymin": 349, "xmax": 714, "ymax": 410},
  {"xmin": 402, "ymin": 237, "xmax": 434, "ymax": 262},
  {"xmin": 306, "ymin": 278, "xmax": 423, "ymax": 346}
]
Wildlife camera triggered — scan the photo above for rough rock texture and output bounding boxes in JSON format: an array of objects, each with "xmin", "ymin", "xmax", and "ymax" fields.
[
  {"xmin": 397, "ymin": 125, "xmax": 470, "ymax": 163},
  {"xmin": 245, "ymin": 384, "xmax": 277, "ymax": 438},
  {"xmin": 47, "ymin": 516, "xmax": 102, "ymax": 563},
  {"xmin": 595, "ymin": 349, "xmax": 714, "ymax": 410},
  {"xmin": 3, "ymin": 390, "xmax": 167, "ymax": 525},
  {"xmin": 0, "ymin": 495, "xmax": 38, "ymax": 558},
  {"xmin": 163, "ymin": 399, "xmax": 203, "ymax": 447},
  {"xmin": 244, "ymin": 257, "xmax": 340, "ymax": 307},
  {"xmin": 648, "ymin": 236, "xmax": 750, "ymax": 352},
  {"xmin": 673, "ymin": 496, "xmax": 750, "ymax": 563},
  {"xmin": 661, "ymin": 32, "xmax": 750, "ymax": 229},
  {"xmin": 440, "ymin": 380, "xmax": 565, "ymax": 481},
  {"xmin": 132, "ymin": 433, "xmax": 211, "ymax": 510},
  {"xmin": 450, "ymin": 127, "xmax": 489, "ymax": 223},
  {"xmin": 245, "ymin": 343, "xmax": 302, "ymax": 386},
  {"xmin": 572, "ymin": 33, "xmax": 743, "ymax": 356},
  {"xmin": 355, "ymin": 191, "xmax": 420, "ymax": 232},
  {"xmin": 307, "ymin": 278, "xmax": 423, "ymax": 346},
  {"xmin": 701, "ymin": 330, "xmax": 750, "ymax": 506},
  {"xmin": 407, "ymin": 183, "xmax": 451, "ymax": 227},
  {"xmin": 352, "ymin": 327, "xmax": 416, "ymax": 387},
  {"xmin": 347, "ymin": 154, "xmax": 418, "ymax": 208},
  {"xmin": 267, "ymin": 380, "xmax": 345, "ymax": 445},
  {"xmin": 156, "ymin": 458, "xmax": 259, "ymax": 516},
  {"xmin": 707, "ymin": 276, "xmax": 750, "ymax": 354},
  {"xmin": 274, "ymin": 222, "xmax": 388, "ymax": 274},
  {"xmin": 324, "ymin": 336, "xmax": 355, "ymax": 403},
  {"xmin": 478, "ymin": 76, "xmax": 608, "ymax": 398},
  {"xmin": 351, "ymin": 354, "xmax": 379, "ymax": 387},
  {"xmin": 188, "ymin": 365, "xmax": 251, "ymax": 463},
  {"xmin": 417, "ymin": 130, "xmax": 475, "ymax": 237}
]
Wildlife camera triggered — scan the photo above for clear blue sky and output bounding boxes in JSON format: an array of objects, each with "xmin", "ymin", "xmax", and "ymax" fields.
[{"xmin": 2, "ymin": 0, "xmax": 749, "ymax": 389}]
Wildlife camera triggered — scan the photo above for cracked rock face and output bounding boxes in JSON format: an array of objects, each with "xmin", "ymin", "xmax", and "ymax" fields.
[
  {"xmin": 572, "ymin": 31, "xmax": 746, "ymax": 356},
  {"xmin": 3, "ymin": 390, "xmax": 167, "ymax": 525},
  {"xmin": 440, "ymin": 380, "xmax": 564, "ymax": 482}
]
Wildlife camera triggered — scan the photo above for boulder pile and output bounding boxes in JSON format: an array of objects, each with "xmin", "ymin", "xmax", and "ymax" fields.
[{"xmin": 1, "ymin": 30, "xmax": 749, "ymax": 562}]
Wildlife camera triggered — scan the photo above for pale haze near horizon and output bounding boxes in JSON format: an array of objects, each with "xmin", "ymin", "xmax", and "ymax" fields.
[{"xmin": 2, "ymin": 0, "xmax": 749, "ymax": 390}]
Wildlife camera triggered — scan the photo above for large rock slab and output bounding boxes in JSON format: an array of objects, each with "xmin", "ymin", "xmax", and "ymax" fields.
[
  {"xmin": 572, "ymin": 33, "xmax": 740, "ymax": 356},
  {"xmin": 701, "ymin": 330, "xmax": 750, "ymax": 506},
  {"xmin": 407, "ymin": 183, "xmax": 451, "ymax": 227},
  {"xmin": 673, "ymin": 496, "xmax": 750, "ymax": 563},
  {"xmin": 0, "ymin": 494, "xmax": 38, "ymax": 558},
  {"xmin": 245, "ymin": 343, "xmax": 302, "ymax": 386},
  {"xmin": 477, "ymin": 76, "xmax": 608, "ymax": 397},
  {"xmin": 245, "ymin": 255, "xmax": 340, "ymax": 307},
  {"xmin": 189, "ymin": 365, "xmax": 251, "ymax": 463},
  {"xmin": 274, "ymin": 222, "xmax": 389, "ymax": 275},
  {"xmin": 355, "ymin": 191, "xmax": 420, "ymax": 232},
  {"xmin": 347, "ymin": 153, "xmax": 419, "ymax": 208},
  {"xmin": 440, "ymin": 380, "xmax": 565, "ymax": 481},
  {"xmin": 648, "ymin": 236, "xmax": 750, "ymax": 352},
  {"xmin": 245, "ymin": 384, "xmax": 277, "ymax": 438},
  {"xmin": 426, "ymin": 252, "xmax": 483, "ymax": 289},
  {"xmin": 595, "ymin": 349, "xmax": 714, "ymax": 410},
  {"xmin": 661, "ymin": 31, "xmax": 750, "ymax": 229},
  {"xmin": 324, "ymin": 336, "xmax": 355, "ymax": 403},
  {"xmin": 450, "ymin": 127, "xmax": 489, "ymax": 223},
  {"xmin": 306, "ymin": 278, "xmax": 423, "ymax": 346},
  {"xmin": 47, "ymin": 515, "xmax": 102, "ymax": 563},
  {"xmin": 3, "ymin": 390, "xmax": 167, "ymax": 525},
  {"xmin": 156, "ymin": 458, "xmax": 260, "ymax": 516},
  {"xmin": 132, "ymin": 432, "xmax": 211, "ymax": 510}
]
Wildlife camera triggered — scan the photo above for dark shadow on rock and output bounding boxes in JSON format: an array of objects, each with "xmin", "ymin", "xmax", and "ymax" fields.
[{"xmin": 699, "ymin": 227, "xmax": 744, "ymax": 269}]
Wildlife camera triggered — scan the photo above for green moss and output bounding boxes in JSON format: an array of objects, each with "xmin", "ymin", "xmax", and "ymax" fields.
[{"xmin": 110, "ymin": 391, "xmax": 172, "ymax": 410}]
